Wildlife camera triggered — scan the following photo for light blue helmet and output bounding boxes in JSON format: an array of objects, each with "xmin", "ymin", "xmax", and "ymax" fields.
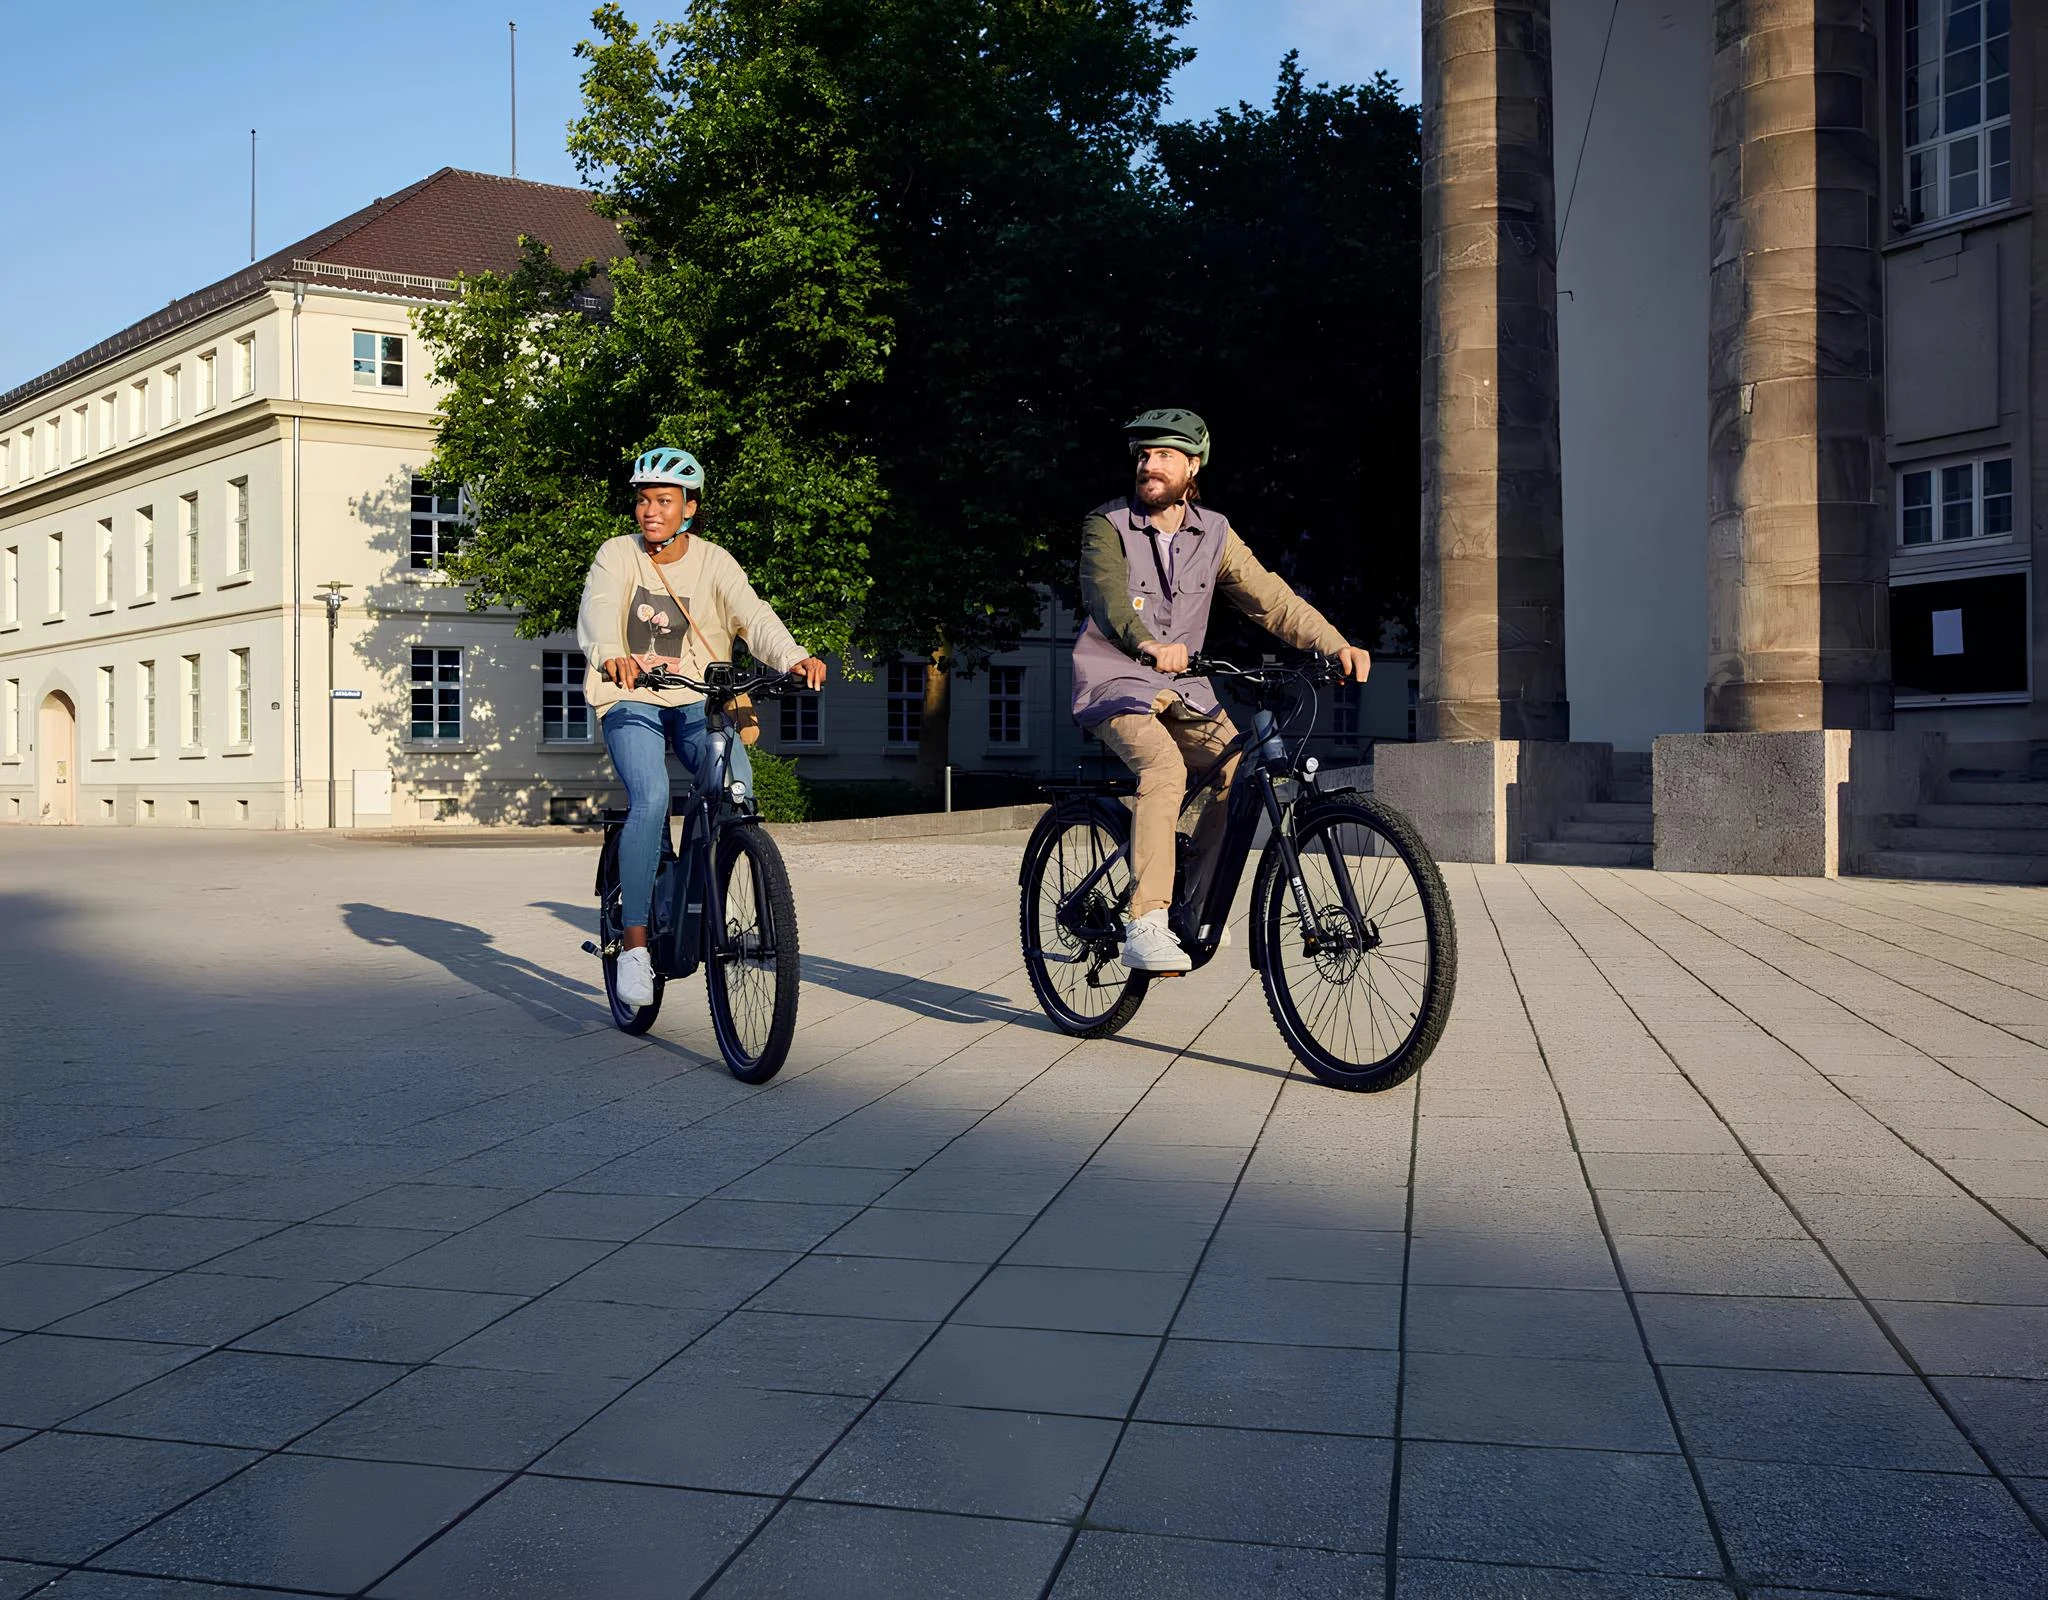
[{"xmin": 630, "ymin": 446, "xmax": 705, "ymax": 493}]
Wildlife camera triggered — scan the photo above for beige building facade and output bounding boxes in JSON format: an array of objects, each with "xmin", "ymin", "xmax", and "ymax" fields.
[
  {"xmin": 1385, "ymin": 0, "xmax": 2044, "ymax": 880},
  {"xmin": 0, "ymin": 170, "xmax": 625, "ymax": 830}
]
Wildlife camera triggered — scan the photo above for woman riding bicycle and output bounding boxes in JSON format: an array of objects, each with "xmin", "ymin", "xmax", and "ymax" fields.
[
  {"xmin": 577, "ymin": 446, "xmax": 828, "ymax": 1007},
  {"xmin": 1074, "ymin": 409, "xmax": 1372, "ymax": 974}
]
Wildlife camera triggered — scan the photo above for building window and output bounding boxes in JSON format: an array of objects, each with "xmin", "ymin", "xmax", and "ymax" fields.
[
  {"xmin": 197, "ymin": 351, "xmax": 217, "ymax": 412},
  {"xmin": 409, "ymin": 479, "xmax": 466, "ymax": 569},
  {"xmin": 3, "ymin": 678, "xmax": 17, "ymax": 758},
  {"xmin": 1900, "ymin": 455, "xmax": 2013, "ymax": 545},
  {"xmin": 41, "ymin": 419, "xmax": 57, "ymax": 473},
  {"xmin": 180, "ymin": 654, "xmax": 202, "ymax": 748},
  {"xmin": 97, "ymin": 665, "xmax": 116, "ymax": 751},
  {"xmin": 988, "ymin": 665, "xmax": 1025, "ymax": 745},
  {"xmin": 162, "ymin": 367, "xmax": 181, "ymax": 426},
  {"xmin": 70, "ymin": 405, "xmax": 88, "ymax": 463},
  {"xmin": 179, "ymin": 493, "xmax": 200, "ymax": 586},
  {"xmin": 231, "ymin": 649, "xmax": 252, "ymax": 745},
  {"xmin": 17, "ymin": 428, "xmax": 30, "ymax": 479},
  {"xmin": 779, "ymin": 691, "xmax": 821, "ymax": 744},
  {"xmin": 233, "ymin": 334, "xmax": 255, "ymax": 397},
  {"xmin": 139, "ymin": 660, "xmax": 157, "ymax": 748},
  {"xmin": 229, "ymin": 479, "xmax": 250, "ymax": 574},
  {"xmin": 47, "ymin": 532, "xmax": 62, "ymax": 614},
  {"xmin": 136, "ymin": 506, "xmax": 155, "ymax": 596},
  {"xmin": 98, "ymin": 392, "xmax": 116, "ymax": 451},
  {"xmin": 129, "ymin": 379, "xmax": 148, "ymax": 440},
  {"xmin": 886, "ymin": 661, "xmax": 925, "ymax": 746},
  {"xmin": 411, "ymin": 647, "xmax": 463, "ymax": 741},
  {"xmin": 1902, "ymin": 0, "xmax": 2012, "ymax": 226},
  {"xmin": 542, "ymin": 650, "xmax": 590, "ymax": 741},
  {"xmin": 3, "ymin": 546, "xmax": 15, "ymax": 625},
  {"xmin": 95, "ymin": 519, "xmax": 113, "ymax": 608},
  {"xmin": 1333, "ymin": 682, "xmax": 1361, "ymax": 742},
  {"xmin": 354, "ymin": 331, "xmax": 406, "ymax": 389}
]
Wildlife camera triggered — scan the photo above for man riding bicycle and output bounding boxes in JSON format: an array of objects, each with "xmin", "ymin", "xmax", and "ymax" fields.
[
  {"xmin": 1072, "ymin": 410, "xmax": 1372, "ymax": 973},
  {"xmin": 578, "ymin": 446, "xmax": 828, "ymax": 1007}
]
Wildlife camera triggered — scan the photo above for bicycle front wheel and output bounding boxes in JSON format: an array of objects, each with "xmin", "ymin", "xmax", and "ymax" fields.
[
  {"xmin": 705, "ymin": 825, "xmax": 800, "ymax": 1084},
  {"xmin": 1018, "ymin": 807, "xmax": 1149, "ymax": 1038},
  {"xmin": 1253, "ymin": 797, "xmax": 1456, "ymax": 1091}
]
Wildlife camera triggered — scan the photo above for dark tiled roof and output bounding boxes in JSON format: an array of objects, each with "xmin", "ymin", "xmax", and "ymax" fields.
[{"xmin": 1, "ymin": 168, "xmax": 623, "ymax": 415}]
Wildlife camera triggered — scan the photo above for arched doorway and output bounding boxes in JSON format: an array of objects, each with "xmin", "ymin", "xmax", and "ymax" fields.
[{"xmin": 37, "ymin": 690, "xmax": 77, "ymax": 825}]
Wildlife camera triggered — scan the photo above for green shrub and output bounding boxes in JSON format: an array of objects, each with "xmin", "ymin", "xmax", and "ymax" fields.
[{"xmin": 748, "ymin": 746, "xmax": 810, "ymax": 823}]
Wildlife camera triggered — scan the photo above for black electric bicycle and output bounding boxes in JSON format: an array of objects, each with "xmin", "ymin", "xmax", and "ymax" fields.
[
  {"xmin": 585, "ymin": 662, "xmax": 807, "ymax": 1084},
  {"xmin": 1018, "ymin": 653, "xmax": 1457, "ymax": 1092}
]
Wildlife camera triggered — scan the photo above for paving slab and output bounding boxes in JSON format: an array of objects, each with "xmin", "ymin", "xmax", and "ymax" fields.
[
  {"xmin": 708, "ymin": 1501, "xmax": 1066, "ymax": 1600},
  {"xmin": 7, "ymin": 835, "xmax": 2048, "ymax": 1592},
  {"xmin": 371, "ymin": 1474, "xmax": 769, "ymax": 1599}
]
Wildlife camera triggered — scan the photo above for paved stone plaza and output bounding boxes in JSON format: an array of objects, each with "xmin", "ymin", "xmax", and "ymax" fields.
[{"xmin": 3, "ymin": 828, "xmax": 2048, "ymax": 1597}]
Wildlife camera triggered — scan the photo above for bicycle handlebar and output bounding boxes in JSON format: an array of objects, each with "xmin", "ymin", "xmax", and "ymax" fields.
[
  {"xmin": 631, "ymin": 662, "xmax": 812, "ymax": 700},
  {"xmin": 1178, "ymin": 651, "xmax": 1350, "ymax": 687}
]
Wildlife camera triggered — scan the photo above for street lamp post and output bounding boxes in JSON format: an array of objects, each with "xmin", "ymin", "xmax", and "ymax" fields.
[{"xmin": 318, "ymin": 582, "xmax": 352, "ymax": 828}]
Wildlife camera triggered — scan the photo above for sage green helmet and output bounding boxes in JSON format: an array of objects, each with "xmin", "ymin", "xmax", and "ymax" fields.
[{"xmin": 1125, "ymin": 408, "xmax": 1210, "ymax": 466}]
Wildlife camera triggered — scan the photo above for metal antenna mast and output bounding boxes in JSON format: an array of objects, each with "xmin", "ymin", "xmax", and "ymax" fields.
[
  {"xmin": 249, "ymin": 130, "xmax": 257, "ymax": 261},
  {"xmin": 509, "ymin": 22, "xmax": 519, "ymax": 177}
]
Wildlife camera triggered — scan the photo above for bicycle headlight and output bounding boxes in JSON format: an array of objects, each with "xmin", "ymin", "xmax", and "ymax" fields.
[
  {"xmin": 729, "ymin": 781, "xmax": 748, "ymax": 804},
  {"xmin": 1303, "ymin": 756, "xmax": 1320, "ymax": 775}
]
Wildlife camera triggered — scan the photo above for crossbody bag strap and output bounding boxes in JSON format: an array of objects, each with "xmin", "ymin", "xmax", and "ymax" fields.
[{"xmin": 646, "ymin": 546, "xmax": 724, "ymax": 666}]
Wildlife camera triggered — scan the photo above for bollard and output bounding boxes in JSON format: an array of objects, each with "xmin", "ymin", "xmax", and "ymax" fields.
[{"xmin": 944, "ymin": 765, "xmax": 953, "ymax": 813}]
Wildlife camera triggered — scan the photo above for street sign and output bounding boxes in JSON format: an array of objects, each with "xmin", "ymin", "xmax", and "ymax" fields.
[{"xmin": 331, "ymin": 689, "xmax": 363, "ymax": 700}]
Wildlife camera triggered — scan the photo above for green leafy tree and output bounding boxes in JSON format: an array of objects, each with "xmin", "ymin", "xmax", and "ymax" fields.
[
  {"xmin": 1149, "ymin": 55, "xmax": 1422, "ymax": 657},
  {"xmin": 570, "ymin": 0, "xmax": 1192, "ymax": 796},
  {"xmin": 417, "ymin": 0, "xmax": 890, "ymax": 656}
]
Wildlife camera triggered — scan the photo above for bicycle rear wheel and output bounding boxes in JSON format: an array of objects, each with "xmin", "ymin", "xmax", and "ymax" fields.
[
  {"xmin": 705, "ymin": 825, "xmax": 800, "ymax": 1084},
  {"xmin": 1252, "ymin": 797, "xmax": 1456, "ymax": 1091},
  {"xmin": 597, "ymin": 827, "xmax": 663, "ymax": 1035},
  {"xmin": 1018, "ymin": 807, "xmax": 1149, "ymax": 1037}
]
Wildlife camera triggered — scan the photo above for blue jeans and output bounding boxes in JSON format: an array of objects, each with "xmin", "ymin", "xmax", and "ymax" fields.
[{"xmin": 602, "ymin": 701, "xmax": 754, "ymax": 929}]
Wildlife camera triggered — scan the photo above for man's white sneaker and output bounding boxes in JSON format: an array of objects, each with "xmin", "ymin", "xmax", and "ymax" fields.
[
  {"xmin": 615, "ymin": 946, "xmax": 657, "ymax": 1007},
  {"xmin": 1121, "ymin": 910, "xmax": 1191, "ymax": 973}
]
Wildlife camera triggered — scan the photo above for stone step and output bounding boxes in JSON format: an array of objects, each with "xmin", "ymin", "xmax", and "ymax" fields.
[
  {"xmin": 1917, "ymin": 802, "xmax": 2048, "ymax": 829},
  {"xmin": 1859, "ymin": 849, "xmax": 2048, "ymax": 886},
  {"xmin": 1527, "ymin": 840, "xmax": 1653, "ymax": 868},
  {"xmin": 1939, "ymin": 776, "xmax": 2048, "ymax": 805},
  {"xmin": 1885, "ymin": 823, "xmax": 2048, "ymax": 855},
  {"xmin": 1578, "ymin": 801, "xmax": 1653, "ymax": 824},
  {"xmin": 1608, "ymin": 784, "xmax": 1653, "ymax": 804},
  {"xmin": 1558, "ymin": 818, "xmax": 1655, "ymax": 845}
]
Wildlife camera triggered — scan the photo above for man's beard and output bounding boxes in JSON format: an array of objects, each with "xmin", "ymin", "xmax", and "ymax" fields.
[{"xmin": 1136, "ymin": 475, "xmax": 1181, "ymax": 506}]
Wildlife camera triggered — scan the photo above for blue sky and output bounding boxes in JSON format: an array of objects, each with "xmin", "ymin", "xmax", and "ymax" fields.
[{"xmin": 0, "ymin": 1, "xmax": 1419, "ymax": 394}]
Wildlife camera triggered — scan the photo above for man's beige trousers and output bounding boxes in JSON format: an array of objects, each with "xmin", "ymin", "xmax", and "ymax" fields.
[{"xmin": 1095, "ymin": 695, "xmax": 1241, "ymax": 919}]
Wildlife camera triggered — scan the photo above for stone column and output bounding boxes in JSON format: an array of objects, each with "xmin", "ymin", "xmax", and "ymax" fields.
[
  {"xmin": 1418, "ymin": 0, "xmax": 1570, "ymax": 742},
  {"xmin": 1704, "ymin": 0, "xmax": 1889, "ymax": 731}
]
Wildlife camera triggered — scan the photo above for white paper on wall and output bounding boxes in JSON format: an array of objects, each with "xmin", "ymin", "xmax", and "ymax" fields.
[{"xmin": 1931, "ymin": 608, "xmax": 1965, "ymax": 658}]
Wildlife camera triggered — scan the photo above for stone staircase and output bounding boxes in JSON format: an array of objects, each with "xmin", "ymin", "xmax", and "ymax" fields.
[
  {"xmin": 1528, "ymin": 751, "xmax": 1654, "ymax": 868},
  {"xmin": 1861, "ymin": 744, "xmax": 2048, "ymax": 885}
]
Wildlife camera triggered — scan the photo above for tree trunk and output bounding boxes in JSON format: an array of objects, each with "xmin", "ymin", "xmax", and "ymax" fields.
[{"xmin": 914, "ymin": 643, "xmax": 953, "ymax": 803}]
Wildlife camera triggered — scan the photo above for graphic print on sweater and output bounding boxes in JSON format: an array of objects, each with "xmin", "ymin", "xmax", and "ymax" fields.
[{"xmin": 625, "ymin": 585, "xmax": 693, "ymax": 667}]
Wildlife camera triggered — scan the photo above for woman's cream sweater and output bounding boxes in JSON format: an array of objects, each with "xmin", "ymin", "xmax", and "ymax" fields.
[{"xmin": 575, "ymin": 534, "xmax": 807, "ymax": 713}]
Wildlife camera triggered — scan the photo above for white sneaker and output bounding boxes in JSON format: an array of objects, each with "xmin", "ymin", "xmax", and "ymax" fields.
[
  {"xmin": 1121, "ymin": 910, "xmax": 1191, "ymax": 973},
  {"xmin": 615, "ymin": 946, "xmax": 656, "ymax": 1007}
]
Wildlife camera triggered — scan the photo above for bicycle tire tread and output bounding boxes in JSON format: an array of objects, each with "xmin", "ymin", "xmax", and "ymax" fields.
[{"xmin": 1253, "ymin": 796, "xmax": 1457, "ymax": 1092}]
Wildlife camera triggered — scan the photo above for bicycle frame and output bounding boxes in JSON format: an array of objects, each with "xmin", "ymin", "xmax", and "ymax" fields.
[{"xmin": 1051, "ymin": 680, "xmax": 1376, "ymax": 974}]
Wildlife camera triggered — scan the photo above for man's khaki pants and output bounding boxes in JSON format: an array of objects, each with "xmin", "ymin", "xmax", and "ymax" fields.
[{"xmin": 1095, "ymin": 694, "xmax": 1241, "ymax": 920}]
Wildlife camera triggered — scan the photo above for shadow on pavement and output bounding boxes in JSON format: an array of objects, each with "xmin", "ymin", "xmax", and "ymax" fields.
[
  {"xmin": 800, "ymin": 954, "xmax": 1037, "ymax": 1027},
  {"xmin": 341, "ymin": 902, "xmax": 604, "ymax": 1033},
  {"xmin": 527, "ymin": 896, "xmax": 1295, "ymax": 1077}
]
